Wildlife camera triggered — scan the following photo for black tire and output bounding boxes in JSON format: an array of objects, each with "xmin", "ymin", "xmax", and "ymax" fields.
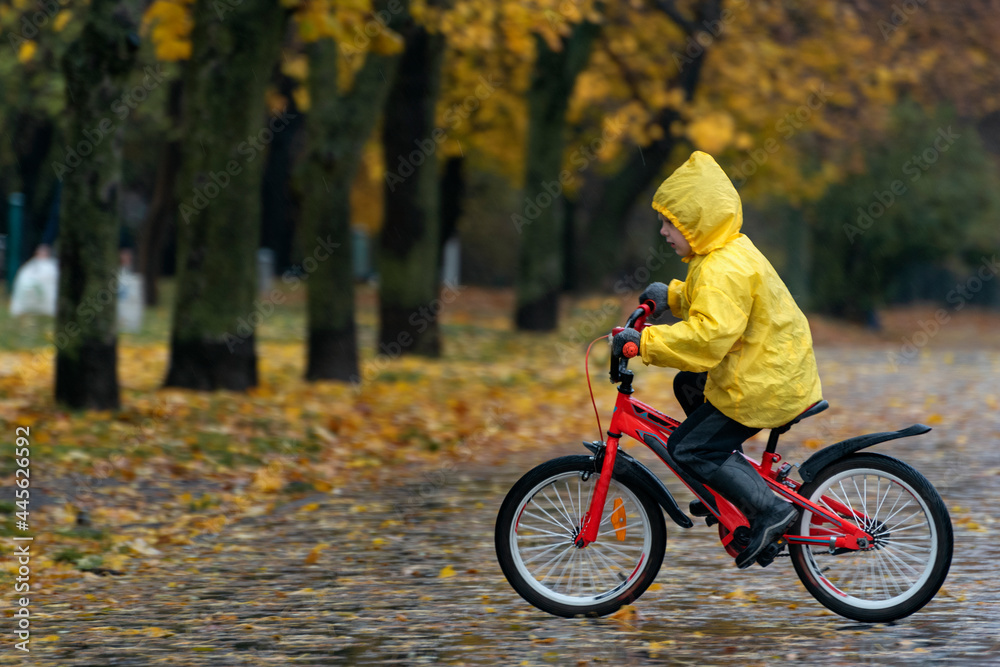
[
  {"xmin": 790, "ymin": 453, "xmax": 953, "ymax": 623},
  {"xmin": 495, "ymin": 455, "xmax": 666, "ymax": 617}
]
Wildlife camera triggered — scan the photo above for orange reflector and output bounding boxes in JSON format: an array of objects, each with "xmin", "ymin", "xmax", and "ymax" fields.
[{"xmin": 610, "ymin": 498, "xmax": 627, "ymax": 541}]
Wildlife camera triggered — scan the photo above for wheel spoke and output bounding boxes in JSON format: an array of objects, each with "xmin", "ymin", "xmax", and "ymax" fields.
[
  {"xmin": 878, "ymin": 507, "xmax": 925, "ymax": 534},
  {"xmin": 518, "ymin": 523, "xmax": 574, "ymax": 540},
  {"xmin": 521, "ymin": 541, "xmax": 568, "ymax": 565},
  {"xmin": 552, "ymin": 485, "xmax": 578, "ymax": 532},
  {"xmin": 873, "ymin": 521, "xmax": 930, "ymax": 537},
  {"xmin": 521, "ymin": 509, "xmax": 571, "ymax": 532},
  {"xmin": 590, "ymin": 539, "xmax": 645, "ymax": 563},
  {"xmin": 538, "ymin": 544, "xmax": 575, "ymax": 583},
  {"xmin": 541, "ymin": 490, "xmax": 575, "ymax": 529}
]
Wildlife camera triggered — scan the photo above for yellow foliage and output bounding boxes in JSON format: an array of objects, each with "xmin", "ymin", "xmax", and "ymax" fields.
[
  {"xmin": 143, "ymin": 0, "xmax": 193, "ymax": 62},
  {"xmin": 17, "ymin": 40, "xmax": 36, "ymax": 63},
  {"xmin": 53, "ymin": 10, "xmax": 72, "ymax": 32},
  {"xmin": 292, "ymin": 86, "xmax": 311, "ymax": 112},
  {"xmin": 685, "ymin": 111, "xmax": 735, "ymax": 155},
  {"xmin": 281, "ymin": 54, "xmax": 309, "ymax": 81}
]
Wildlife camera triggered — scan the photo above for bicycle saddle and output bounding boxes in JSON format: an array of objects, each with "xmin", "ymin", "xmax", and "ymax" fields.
[{"xmin": 773, "ymin": 399, "xmax": 829, "ymax": 435}]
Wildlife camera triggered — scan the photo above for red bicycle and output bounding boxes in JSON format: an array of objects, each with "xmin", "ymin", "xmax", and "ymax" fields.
[{"xmin": 495, "ymin": 303, "xmax": 953, "ymax": 623}]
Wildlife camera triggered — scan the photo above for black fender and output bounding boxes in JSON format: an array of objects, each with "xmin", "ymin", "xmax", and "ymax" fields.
[
  {"xmin": 584, "ymin": 442, "xmax": 694, "ymax": 529},
  {"xmin": 797, "ymin": 424, "xmax": 932, "ymax": 483}
]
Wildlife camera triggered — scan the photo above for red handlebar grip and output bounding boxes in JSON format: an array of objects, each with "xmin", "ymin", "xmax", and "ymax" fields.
[{"xmin": 622, "ymin": 341, "xmax": 639, "ymax": 358}]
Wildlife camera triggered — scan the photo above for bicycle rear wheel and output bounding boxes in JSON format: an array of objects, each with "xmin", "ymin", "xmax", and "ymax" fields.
[
  {"xmin": 790, "ymin": 453, "xmax": 952, "ymax": 623},
  {"xmin": 495, "ymin": 455, "xmax": 666, "ymax": 617}
]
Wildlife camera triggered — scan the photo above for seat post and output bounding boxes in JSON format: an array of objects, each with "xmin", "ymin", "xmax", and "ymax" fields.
[{"xmin": 765, "ymin": 429, "xmax": 781, "ymax": 454}]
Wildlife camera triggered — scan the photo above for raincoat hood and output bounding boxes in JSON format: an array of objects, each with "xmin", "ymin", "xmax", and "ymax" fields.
[{"xmin": 651, "ymin": 151, "xmax": 743, "ymax": 261}]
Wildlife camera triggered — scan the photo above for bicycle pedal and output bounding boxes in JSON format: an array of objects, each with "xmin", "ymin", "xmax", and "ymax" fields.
[
  {"xmin": 756, "ymin": 541, "xmax": 784, "ymax": 567},
  {"xmin": 689, "ymin": 499, "xmax": 710, "ymax": 517},
  {"xmin": 704, "ymin": 515, "xmax": 718, "ymax": 527}
]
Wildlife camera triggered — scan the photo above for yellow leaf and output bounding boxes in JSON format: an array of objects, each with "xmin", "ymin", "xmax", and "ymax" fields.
[
  {"xmin": 142, "ymin": 627, "xmax": 174, "ymax": 638},
  {"xmin": 17, "ymin": 41, "xmax": 36, "ymax": 63},
  {"xmin": 281, "ymin": 54, "xmax": 308, "ymax": 81},
  {"xmin": 39, "ymin": 635, "xmax": 61, "ymax": 642},
  {"xmin": 293, "ymin": 86, "xmax": 311, "ymax": 112},
  {"xmin": 252, "ymin": 465, "xmax": 285, "ymax": 493},
  {"xmin": 925, "ymin": 414, "xmax": 942, "ymax": 425},
  {"xmin": 304, "ymin": 543, "xmax": 328, "ymax": 564},
  {"xmin": 300, "ymin": 503, "xmax": 320, "ymax": 512},
  {"xmin": 53, "ymin": 10, "xmax": 72, "ymax": 32},
  {"xmin": 439, "ymin": 565, "xmax": 456, "ymax": 578}
]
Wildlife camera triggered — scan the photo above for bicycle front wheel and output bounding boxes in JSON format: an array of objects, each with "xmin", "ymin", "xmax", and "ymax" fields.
[
  {"xmin": 790, "ymin": 453, "xmax": 953, "ymax": 623},
  {"xmin": 495, "ymin": 455, "xmax": 666, "ymax": 617}
]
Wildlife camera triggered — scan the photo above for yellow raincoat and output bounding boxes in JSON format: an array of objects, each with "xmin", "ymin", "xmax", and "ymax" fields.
[{"xmin": 640, "ymin": 151, "xmax": 823, "ymax": 428}]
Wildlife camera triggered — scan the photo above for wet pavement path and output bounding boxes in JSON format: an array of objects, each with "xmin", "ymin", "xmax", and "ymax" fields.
[{"xmin": 19, "ymin": 348, "xmax": 1000, "ymax": 665}]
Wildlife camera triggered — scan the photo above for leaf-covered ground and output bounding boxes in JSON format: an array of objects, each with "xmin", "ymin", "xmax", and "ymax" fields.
[{"xmin": 1, "ymin": 285, "xmax": 998, "ymax": 664}]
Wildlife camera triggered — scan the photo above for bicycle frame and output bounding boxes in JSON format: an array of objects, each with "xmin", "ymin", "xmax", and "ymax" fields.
[{"xmin": 575, "ymin": 308, "xmax": 875, "ymax": 557}]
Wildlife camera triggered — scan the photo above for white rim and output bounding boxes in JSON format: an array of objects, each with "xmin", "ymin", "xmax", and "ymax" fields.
[
  {"xmin": 509, "ymin": 471, "xmax": 653, "ymax": 607},
  {"xmin": 800, "ymin": 467, "xmax": 938, "ymax": 610}
]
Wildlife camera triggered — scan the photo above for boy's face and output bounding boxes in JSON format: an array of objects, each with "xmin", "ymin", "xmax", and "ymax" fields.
[{"xmin": 659, "ymin": 214, "xmax": 692, "ymax": 257}]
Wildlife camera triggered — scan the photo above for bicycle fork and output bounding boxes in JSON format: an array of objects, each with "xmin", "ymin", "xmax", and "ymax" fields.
[{"xmin": 574, "ymin": 436, "xmax": 620, "ymax": 547}]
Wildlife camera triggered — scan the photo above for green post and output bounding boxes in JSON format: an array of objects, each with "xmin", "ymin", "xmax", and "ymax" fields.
[{"xmin": 7, "ymin": 192, "xmax": 24, "ymax": 288}]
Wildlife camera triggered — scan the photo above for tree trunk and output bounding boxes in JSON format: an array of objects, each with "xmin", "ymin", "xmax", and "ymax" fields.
[
  {"xmin": 379, "ymin": 13, "xmax": 446, "ymax": 356},
  {"xmin": 138, "ymin": 80, "xmax": 182, "ymax": 306},
  {"xmin": 515, "ymin": 23, "xmax": 599, "ymax": 330},
  {"xmin": 164, "ymin": 0, "xmax": 287, "ymax": 391},
  {"xmin": 574, "ymin": 0, "xmax": 721, "ymax": 291},
  {"xmin": 439, "ymin": 155, "xmax": 464, "ymax": 250},
  {"xmin": 261, "ymin": 73, "xmax": 305, "ymax": 277},
  {"xmin": 301, "ymin": 37, "xmax": 399, "ymax": 382},
  {"xmin": 54, "ymin": 0, "xmax": 137, "ymax": 409}
]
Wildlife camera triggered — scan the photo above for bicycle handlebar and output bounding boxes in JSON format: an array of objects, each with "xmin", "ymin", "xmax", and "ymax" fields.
[{"xmin": 610, "ymin": 303, "xmax": 652, "ymax": 383}]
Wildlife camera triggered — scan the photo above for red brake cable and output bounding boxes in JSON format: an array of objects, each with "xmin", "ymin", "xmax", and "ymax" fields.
[{"xmin": 585, "ymin": 335, "xmax": 610, "ymax": 443}]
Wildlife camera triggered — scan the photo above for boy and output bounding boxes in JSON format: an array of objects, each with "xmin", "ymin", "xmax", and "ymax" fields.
[{"xmin": 612, "ymin": 151, "xmax": 823, "ymax": 569}]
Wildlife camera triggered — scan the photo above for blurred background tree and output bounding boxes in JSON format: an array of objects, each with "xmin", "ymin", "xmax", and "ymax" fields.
[
  {"xmin": 2, "ymin": 0, "xmax": 1000, "ymax": 405},
  {"xmin": 807, "ymin": 102, "xmax": 1000, "ymax": 322},
  {"xmin": 54, "ymin": 0, "xmax": 139, "ymax": 409}
]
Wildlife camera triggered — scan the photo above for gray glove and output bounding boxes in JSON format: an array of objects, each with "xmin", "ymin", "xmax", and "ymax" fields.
[
  {"xmin": 611, "ymin": 328, "xmax": 641, "ymax": 358},
  {"xmin": 639, "ymin": 282, "xmax": 669, "ymax": 318}
]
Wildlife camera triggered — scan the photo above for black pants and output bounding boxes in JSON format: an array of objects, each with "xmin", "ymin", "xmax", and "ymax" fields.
[{"xmin": 668, "ymin": 371, "xmax": 760, "ymax": 484}]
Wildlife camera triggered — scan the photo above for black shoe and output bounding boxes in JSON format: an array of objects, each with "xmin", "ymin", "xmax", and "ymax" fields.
[
  {"xmin": 735, "ymin": 505, "xmax": 797, "ymax": 569},
  {"xmin": 705, "ymin": 453, "xmax": 800, "ymax": 570}
]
